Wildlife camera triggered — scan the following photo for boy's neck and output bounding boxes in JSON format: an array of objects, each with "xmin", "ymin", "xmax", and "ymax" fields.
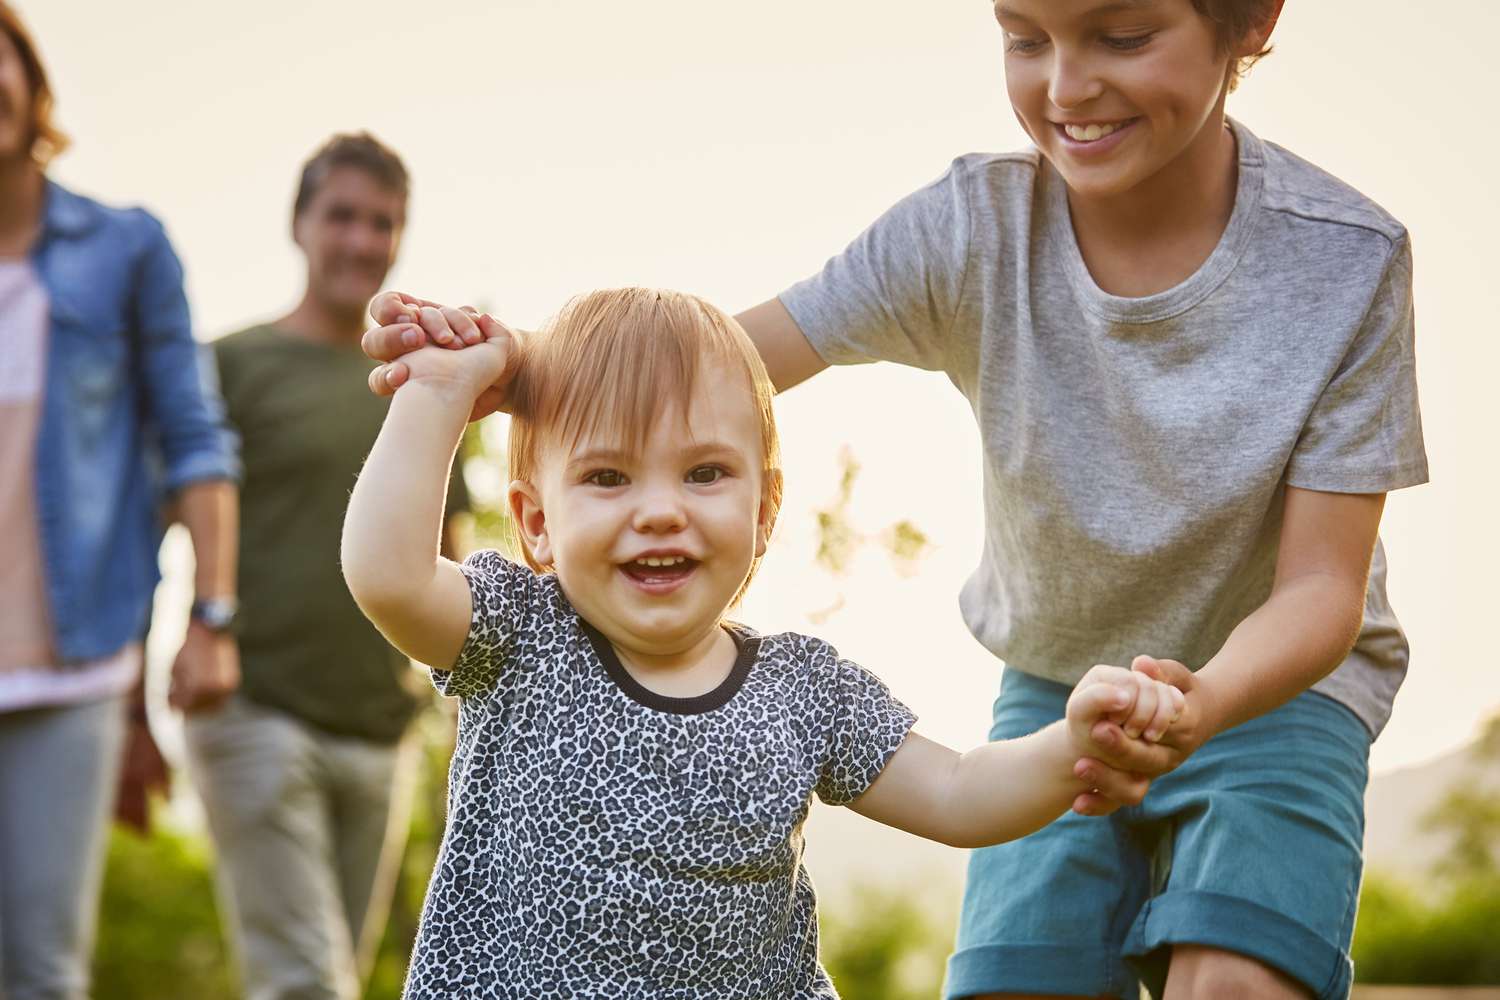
[{"xmin": 1065, "ymin": 113, "xmax": 1239, "ymax": 298}]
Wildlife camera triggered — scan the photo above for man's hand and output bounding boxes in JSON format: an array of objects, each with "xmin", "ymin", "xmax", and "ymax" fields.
[
  {"xmin": 168, "ymin": 622, "xmax": 241, "ymax": 714},
  {"xmin": 362, "ymin": 291, "xmax": 518, "ymax": 422}
]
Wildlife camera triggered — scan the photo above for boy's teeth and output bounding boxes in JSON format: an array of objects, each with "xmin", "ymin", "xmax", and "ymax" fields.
[
  {"xmin": 638, "ymin": 556, "xmax": 686, "ymax": 567},
  {"xmin": 1064, "ymin": 122, "xmax": 1124, "ymax": 142}
]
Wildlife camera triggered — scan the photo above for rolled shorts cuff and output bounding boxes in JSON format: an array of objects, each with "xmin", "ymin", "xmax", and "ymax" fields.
[
  {"xmin": 1123, "ymin": 890, "xmax": 1353, "ymax": 1000},
  {"xmin": 943, "ymin": 942, "xmax": 1136, "ymax": 1000}
]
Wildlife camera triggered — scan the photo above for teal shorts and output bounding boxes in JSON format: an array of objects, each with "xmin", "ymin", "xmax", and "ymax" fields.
[{"xmin": 945, "ymin": 669, "xmax": 1371, "ymax": 1000}]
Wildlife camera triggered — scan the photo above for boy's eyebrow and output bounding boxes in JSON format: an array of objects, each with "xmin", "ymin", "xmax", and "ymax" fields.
[{"xmin": 996, "ymin": 0, "xmax": 1155, "ymax": 21}]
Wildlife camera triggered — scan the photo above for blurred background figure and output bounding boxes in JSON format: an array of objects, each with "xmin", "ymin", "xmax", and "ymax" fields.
[
  {"xmin": 182, "ymin": 133, "xmax": 469, "ymax": 1000},
  {"xmin": 0, "ymin": 3, "xmax": 240, "ymax": 998}
]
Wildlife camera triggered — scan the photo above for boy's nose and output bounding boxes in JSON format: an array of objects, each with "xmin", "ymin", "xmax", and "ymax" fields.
[{"xmin": 1048, "ymin": 50, "xmax": 1105, "ymax": 109}]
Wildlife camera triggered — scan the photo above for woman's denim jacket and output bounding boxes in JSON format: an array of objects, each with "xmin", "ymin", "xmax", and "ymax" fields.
[{"xmin": 29, "ymin": 180, "xmax": 239, "ymax": 663}]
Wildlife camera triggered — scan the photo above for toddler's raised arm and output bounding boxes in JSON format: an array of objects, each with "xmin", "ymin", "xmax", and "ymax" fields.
[{"xmin": 342, "ymin": 318, "xmax": 515, "ymax": 669}]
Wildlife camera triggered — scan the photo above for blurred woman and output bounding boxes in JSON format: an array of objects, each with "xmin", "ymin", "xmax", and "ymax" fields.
[{"xmin": 0, "ymin": 5, "xmax": 239, "ymax": 996}]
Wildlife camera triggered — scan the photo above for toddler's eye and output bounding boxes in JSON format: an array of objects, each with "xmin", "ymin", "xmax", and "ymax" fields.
[
  {"xmin": 1004, "ymin": 34, "xmax": 1046, "ymax": 54},
  {"xmin": 686, "ymin": 465, "xmax": 725, "ymax": 485},
  {"xmin": 586, "ymin": 469, "xmax": 627, "ymax": 488}
]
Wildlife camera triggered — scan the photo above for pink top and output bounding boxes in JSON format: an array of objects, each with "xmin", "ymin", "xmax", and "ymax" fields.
[{"xmin": 0, "ymin": 260, "xmax": 138, "ymax": 711}]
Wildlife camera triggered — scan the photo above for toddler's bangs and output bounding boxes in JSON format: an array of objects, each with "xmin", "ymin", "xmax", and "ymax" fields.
[{"xmin": 508, "ymin": 285, "xmax": 778, "ymax": 480}]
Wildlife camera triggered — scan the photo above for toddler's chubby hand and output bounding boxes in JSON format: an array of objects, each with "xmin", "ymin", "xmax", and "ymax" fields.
[
  {"xmin": 1065, "ymin": 665, "xmax": 1185, "ymax": 755},
  {"xmin": 363, "ymin": 292, "xmax": 520, "ymax": 421}
]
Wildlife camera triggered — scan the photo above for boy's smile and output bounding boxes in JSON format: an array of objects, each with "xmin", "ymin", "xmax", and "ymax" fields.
[
  {"xmin": 511, "ymin": 360, "xmax": 773, "ymax": 677},
  {"xmin": 995, "ymin": 0, "xmax": 1261, "ymax": 203}
]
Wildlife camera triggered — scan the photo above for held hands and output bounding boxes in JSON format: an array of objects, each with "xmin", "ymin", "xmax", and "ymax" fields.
[
  {"xmin": 363, "ymin": 291, "xmax": 518, "ymax": 422},
  {"xmin": 1063, "ymin": 665, "xmax": 1186, "ymax": 816}
]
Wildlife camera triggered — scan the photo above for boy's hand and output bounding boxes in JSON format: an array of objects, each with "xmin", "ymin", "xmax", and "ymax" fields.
[
  {"xmin": 363, "ymin": 291, "xmax": 518, "ymax": 422},
  {"xmin": 1128, "ymin": 655, "xmax": 1222, "ymax": 761},
  {"xmin": 366, "ymin": 305, "xmax": 519, "ymax": 421}
]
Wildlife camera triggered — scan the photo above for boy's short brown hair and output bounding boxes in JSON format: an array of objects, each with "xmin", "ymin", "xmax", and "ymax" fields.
[
  {"xmin": 292, "ymin": 132, "xmax": 409, "ymax": 220},
  {"xmin": 0, "ymin": 2, "xmax": 69, "ymax": 166},
  {"xmin": 1191, "ymin": 0, "xmax": 1278, "ymax": 90},
  {"xmin": 506, "ymin": 288, "xmax": 783, "ymax": 601}
]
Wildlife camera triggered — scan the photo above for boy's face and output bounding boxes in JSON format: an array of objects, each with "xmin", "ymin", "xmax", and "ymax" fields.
[
  {"xmin": 514, "ymin": 361, "xmax": 772, "ymax": 660},
  {"xmin": 995, "ymin": 0, "xmax": 1237, "ymax": 200},
  {"xmin": 293, "ymin": 165, "xmax": 405, "ymax": 319}
]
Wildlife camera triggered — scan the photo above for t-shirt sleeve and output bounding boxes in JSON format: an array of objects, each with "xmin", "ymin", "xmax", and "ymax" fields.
[
  {"xmin": 430, "ymin": 549, "xmax": 541, "ymax": 701},
  {"xmin": 1285, "ymin": 233, "xmax": 1428, "ymax": 493},
  {"xmin": 778, "ymin": 160, "xmax": 973, "ymax": 373},
  {"xmin": 813, "ymin": 654, "xmax": 918, "ymax": 807}
]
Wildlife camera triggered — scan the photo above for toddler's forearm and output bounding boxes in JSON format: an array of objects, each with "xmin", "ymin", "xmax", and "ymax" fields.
[
  {"xmin": 342, "ymin": 383, "xmax": 470, "ymax": 619},
  {"xmin": 943, "ymin": 722, "xmax": 1088, "ymax": 847}
]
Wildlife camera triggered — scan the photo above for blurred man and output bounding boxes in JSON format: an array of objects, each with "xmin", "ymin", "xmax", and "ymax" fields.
[{"xmin": 183, "ymin": 133, "xmax": 469, "ymax": 1000}]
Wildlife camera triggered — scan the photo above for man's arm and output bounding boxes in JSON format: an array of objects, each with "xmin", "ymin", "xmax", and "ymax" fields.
[{"xmin": 167, "ymin": 480, "xmax": 240, "ymax": 712}]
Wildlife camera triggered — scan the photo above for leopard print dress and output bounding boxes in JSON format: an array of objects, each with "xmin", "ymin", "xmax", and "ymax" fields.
[{"xmin": 402, "ymin": 551, "xmax": 916, "ymax": 999}]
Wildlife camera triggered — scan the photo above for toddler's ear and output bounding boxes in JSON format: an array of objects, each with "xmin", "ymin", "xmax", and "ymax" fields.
[
  {"xmin": 507, "ymin": 480, "xmax": 552, "ymax": 567},
  {"xmin": 755, "ymin": 469, "xmax": 784, "ymax": 557}
]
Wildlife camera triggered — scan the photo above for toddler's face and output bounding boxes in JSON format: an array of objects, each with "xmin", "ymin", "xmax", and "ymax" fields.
[
  {"xmin": 995, "ymin": 0, "xmax": 1234, "ymax": 200},
  {"xmin": 516, "ymin": 360, "xmax": 771, "ymax": 659}
]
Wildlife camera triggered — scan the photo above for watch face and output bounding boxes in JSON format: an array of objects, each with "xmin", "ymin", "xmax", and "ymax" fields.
[{"xmin": 192, "ymin": 599, "xmax": 238, "ymax": 631}]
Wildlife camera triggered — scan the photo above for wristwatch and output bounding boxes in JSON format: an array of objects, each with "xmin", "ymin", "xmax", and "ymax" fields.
[{"xmin": 190, "ymin": 597, "xmax": 239, "ymax": 634}]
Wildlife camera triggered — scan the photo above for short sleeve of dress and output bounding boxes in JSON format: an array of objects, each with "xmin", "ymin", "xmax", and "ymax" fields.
[
  {"xmin": 813, "ymin": 654, "xmax": 918, "ymax": 807},
  {"xmin": 778, "ymin": 159, "xmax": 973, "ymax": 374},
  {"xmin": 430, "ymin": 550, "xmax": 541, "ymax": 701},
  {"xmin": 1285, "ymin": 233, "xmax": 1429, "ymax": 493}
]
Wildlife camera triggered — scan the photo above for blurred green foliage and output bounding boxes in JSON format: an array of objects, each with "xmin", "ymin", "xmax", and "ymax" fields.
[
  {"xmin": 1353, "ymin": 873, "xmax": 1500, "ymax": 984},
  {"xmin": 92, "ymin": 821, "xmax": 235, "ymax": 998},
  {"xmin": 821, "ymin": 884, "xmax": 953, "ymax": 1000},
  {"xmin": 815, "ymin": 447, "xmax": 931, "ymax": 578},
  {"xmin": 1353, "ymin": 711, "xmax": 1500, "ymax": 985}
]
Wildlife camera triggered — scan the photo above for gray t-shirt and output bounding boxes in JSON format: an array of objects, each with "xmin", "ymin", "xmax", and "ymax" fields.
[
  {"xmin": 780, "ymin": 119, "xmax": 1427, "ymax": 737},
  {"xmin": 405, "ymin": 551, "xmax": 916, "ymax": 999}
]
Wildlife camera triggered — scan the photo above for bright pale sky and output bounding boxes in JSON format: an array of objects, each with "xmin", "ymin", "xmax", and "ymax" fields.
[{"xmin": 26, "ymin": 0, "xmax": 1494, "ymax": 794}]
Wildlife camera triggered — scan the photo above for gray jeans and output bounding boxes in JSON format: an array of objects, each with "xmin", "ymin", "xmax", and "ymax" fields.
[
  {"xmin": 185, "ymin": 695, "xmax": 418, "ymax": 1000},
  {"xmin": 0, "ymin": 695, "xmax": 125, "ymax": 1000}
]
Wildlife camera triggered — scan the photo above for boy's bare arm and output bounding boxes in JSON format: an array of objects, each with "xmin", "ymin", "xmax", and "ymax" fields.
[
  {"xmin": 734, "ymin": 298, "xmax": 828, "ymax": 393},
  {"xmin": 1125, "ymin": 487, "xmax": 1386, "ymax": 763},
  {"xmin": 849, "ymin": 677, "xmax": 1179, "ymax": 847}
]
